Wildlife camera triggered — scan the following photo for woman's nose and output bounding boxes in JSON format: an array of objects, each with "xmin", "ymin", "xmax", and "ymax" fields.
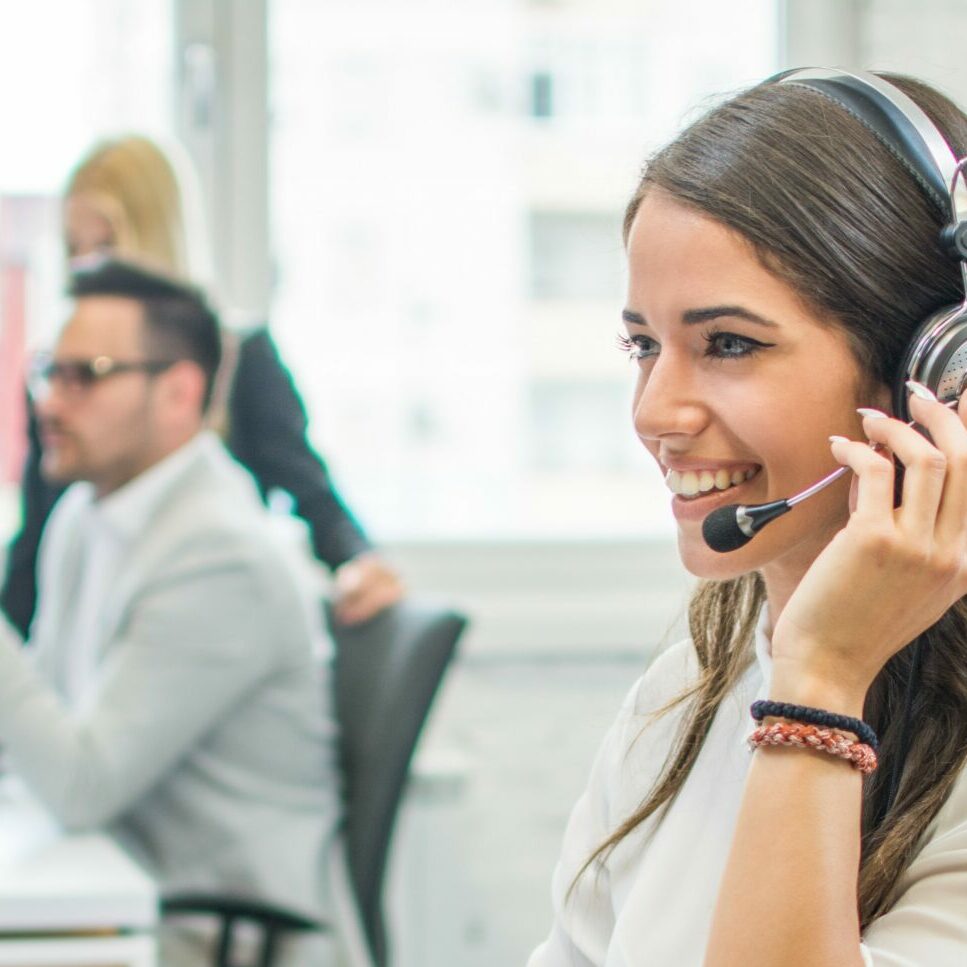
[{"xmin": 632, "ymin": 352, "xmax": 709, "ymax": 443}]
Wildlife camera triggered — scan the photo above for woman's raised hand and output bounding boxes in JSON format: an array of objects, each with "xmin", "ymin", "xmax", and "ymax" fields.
[{"xmin": 771, "ymin": 387, "xmax": 967, "ymax": 714}]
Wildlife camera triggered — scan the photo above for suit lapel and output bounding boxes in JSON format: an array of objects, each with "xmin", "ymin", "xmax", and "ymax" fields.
[{"xmin": 96, "ymin": 447, "xmax": 216, "ymax": 655}]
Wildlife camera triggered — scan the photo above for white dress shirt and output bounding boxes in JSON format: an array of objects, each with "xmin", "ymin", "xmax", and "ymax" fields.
[
  {"xmin": 529, "ymin": 611, "xmax": 967, "ymax": 966},
  {"xmin": 62, "ymin": 436, "xmax": 208, "ymax": 709}
]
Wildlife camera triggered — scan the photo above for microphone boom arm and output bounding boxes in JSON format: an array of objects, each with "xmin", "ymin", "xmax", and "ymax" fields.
[{"xmin": 705, "ymin": 399, "xmax": 959, "ymax": 552}]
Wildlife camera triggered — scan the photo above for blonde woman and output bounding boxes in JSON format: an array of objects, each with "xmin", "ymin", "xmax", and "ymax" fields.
[
  {"xmin": 531, "ymin": 70, "xmax": 967, "ymax": 966},
  {"xmin": 2, "ymin": 134, "xmax": 403, "ymax": 637}
]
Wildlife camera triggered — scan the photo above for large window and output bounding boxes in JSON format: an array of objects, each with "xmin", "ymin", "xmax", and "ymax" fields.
[
  {"xmin": 269, "ymin": 0, "xmax": 778, "ymax": 541},
  {"xmin": 0, "ymin": 0, "xmax": 173, "ymax": 535}
]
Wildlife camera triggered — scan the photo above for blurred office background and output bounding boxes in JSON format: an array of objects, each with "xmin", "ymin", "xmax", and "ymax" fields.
[{"xmin": 1, "ymin": 1, "xmax": 966, "ymax": 963}]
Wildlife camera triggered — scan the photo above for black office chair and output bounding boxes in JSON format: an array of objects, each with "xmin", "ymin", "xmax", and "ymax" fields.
[{"xmin": 162, "ymin": 599, "xmax": 467, "ymax": 967}]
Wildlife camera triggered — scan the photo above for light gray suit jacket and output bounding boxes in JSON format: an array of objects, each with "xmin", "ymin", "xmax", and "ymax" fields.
[{"xmin": 0, "ymin": 434, "xmax": 341, "ymax": 920}]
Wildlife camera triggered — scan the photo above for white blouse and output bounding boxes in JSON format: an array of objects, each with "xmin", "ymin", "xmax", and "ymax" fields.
[{"xmin": 528, "ymin": 614, "xmax": 967, "ymax": 966}]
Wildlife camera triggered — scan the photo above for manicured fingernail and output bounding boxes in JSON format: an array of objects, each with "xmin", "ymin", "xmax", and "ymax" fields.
[
  {"xmin": 856, "ymin": 407, "xmax": 888, "ymax": 419},
  {"xmin": 829, "ymin": 435, "xmax": 850, "ymax": 443},
  {"xmin": 906, "ymin": 380, "xmax": 937, "ymax": 401}
]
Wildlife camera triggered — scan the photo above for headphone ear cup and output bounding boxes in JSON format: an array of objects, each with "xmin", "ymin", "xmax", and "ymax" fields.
[{"xmin": 893, "ymin": 304, "xmax": 967, "ymax": 422}]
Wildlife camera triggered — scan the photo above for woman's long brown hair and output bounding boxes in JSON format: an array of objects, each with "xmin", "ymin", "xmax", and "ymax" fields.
[{"xmin": 578, "ymin": 75, "xmax": 967, "ymax": 928}]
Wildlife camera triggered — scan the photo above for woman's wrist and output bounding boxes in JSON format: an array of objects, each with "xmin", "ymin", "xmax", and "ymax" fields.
[{"xmin": 768, "ymin": 660, "xmax": 869, "ymax": 719}]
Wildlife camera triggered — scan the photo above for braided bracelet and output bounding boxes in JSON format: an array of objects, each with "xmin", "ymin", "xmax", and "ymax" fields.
[
  {"xmin": 748, "ymin": 721, "xmax": 878, "ymax": 775},
  {"xmin": 750, "ymin": 699, "xmax": 879, "ymax": 751}
]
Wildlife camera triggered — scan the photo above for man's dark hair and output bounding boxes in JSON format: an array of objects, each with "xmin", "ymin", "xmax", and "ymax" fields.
[{"xmin": 68, "ymin": 258, "xmax": 222, "ymax": 411}]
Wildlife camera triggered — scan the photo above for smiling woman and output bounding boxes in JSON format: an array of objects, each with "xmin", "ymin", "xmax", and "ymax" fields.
[
  {"xmin": 529, "ymin": 69, "xmax": 967, "ymax": 967},
  {"xmin": 622, "ymin": 190, "xmax": 878, "ymax": 584}
]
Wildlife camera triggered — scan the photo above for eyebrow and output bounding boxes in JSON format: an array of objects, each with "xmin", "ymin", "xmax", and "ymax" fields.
[{"xmin": 621, "ymin": 306, "xmax": 780, "ymax": 329}]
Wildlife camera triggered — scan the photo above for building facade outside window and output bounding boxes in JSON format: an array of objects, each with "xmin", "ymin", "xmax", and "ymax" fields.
[{"xmin": 269, "ymin": 0, "xmax": 779, "ymax": 542}]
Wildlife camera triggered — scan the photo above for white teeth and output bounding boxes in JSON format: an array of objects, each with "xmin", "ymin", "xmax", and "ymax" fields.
[
  {"xmin": 665, "ymin": 466, "xmax": 759, "ymax": 498},
  {"xmin": 680, "ymin": 471, "xmax": 700, "ymax": 496}
]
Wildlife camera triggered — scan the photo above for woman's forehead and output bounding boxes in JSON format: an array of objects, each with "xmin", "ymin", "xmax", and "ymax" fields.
[{"xmin": 627, "ymin": 196, "xmax": 797, "ymax": 319}]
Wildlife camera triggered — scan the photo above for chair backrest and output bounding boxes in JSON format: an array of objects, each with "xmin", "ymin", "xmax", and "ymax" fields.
[{"xmin": 324, "ymin": 600, "xmax": 466, "ymax": 967}]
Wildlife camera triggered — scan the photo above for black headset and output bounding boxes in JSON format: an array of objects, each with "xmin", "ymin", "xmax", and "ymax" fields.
[{"xmin": 773, "ymin": 68, "xmax": 967, "ymax": 424}]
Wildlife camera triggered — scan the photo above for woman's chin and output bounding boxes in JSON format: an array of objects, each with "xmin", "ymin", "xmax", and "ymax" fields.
[
  {"xmin": 674, "ymin": 500, "xmax": 843, "ymax": 584},
  {"xmin": 676, "ymin": 522, "xmax": 759, "ymax": 581}
]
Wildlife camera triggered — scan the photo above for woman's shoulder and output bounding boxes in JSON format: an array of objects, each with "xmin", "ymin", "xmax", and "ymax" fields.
[
  {"xmin": 592, "ymin": 638, "xmax": 699, "ymax": 793},
  {"xmin": 861, "ymin": 746, "xmax": 967, "ymax": 958},
  {"xmin": 626, "ymin": 636, "xmax": 698, "ymax": 718},
  {"xmin": 920, "ymin": 753, "xmax": 967, "ymax": 851},
  {"xmin": 573, "ymin": 638, "xmax": 699, "ymax": 853}
]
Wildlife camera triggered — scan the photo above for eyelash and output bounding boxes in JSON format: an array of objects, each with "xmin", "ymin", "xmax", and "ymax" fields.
[
  {"xmin": 616, "ymin": 329, "xmax": 774, "ymax": 363},
  {"xmin": 615, "ymin": 332, "xmax": 658, "ymax": 361},
  {"xmin": 702, "ymin": 327, "xmax": 776, "ymax": 360}
]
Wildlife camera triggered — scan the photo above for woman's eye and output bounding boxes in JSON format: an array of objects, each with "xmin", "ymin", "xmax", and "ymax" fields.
[
  {"xmin": 703, "ymin": 330, "xmax": 773, "ymax": 359},
  {"xmin": 616, "ymin": 332, "xmax": 659, "ymax": 362}
]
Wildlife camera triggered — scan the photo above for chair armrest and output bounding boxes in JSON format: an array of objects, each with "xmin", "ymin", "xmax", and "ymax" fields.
[
  {"xmin": 163, "ymin": 893, "xmax": 330, "ymax": 967},
  {"xmin": 162, "ymin": 891, "xmax": 328, "ymax": 931}
]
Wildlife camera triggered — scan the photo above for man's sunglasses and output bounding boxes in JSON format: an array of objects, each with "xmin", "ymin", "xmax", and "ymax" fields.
[{"xmin": 28, "ymin": 354, "xmax": 178, "ymax": 400}]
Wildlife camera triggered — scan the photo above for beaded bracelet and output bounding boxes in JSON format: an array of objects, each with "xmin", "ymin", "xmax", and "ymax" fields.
[
  {"xmin": 748, "ymin": 721, "xmax": 878, "ymax": 775},
  {"xmin": 750, "ymin": 699, "xmax": 879, "ymax": 751}
]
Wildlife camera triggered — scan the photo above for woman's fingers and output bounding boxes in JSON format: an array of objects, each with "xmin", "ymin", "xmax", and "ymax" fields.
[
  {"xmin": 907, "ymin": 391, "xmax": 967, "ymax": 545},
  {"xmin": 825, "ymin": 381, "xmax": 967, "ymax": 552},
  {"xmin": 858, "ymin": 403, "xmax": 948, "ymax": 538},
  {"xmin": 828, "ymin": 434, "xmax": 895, "ymax": 525}
]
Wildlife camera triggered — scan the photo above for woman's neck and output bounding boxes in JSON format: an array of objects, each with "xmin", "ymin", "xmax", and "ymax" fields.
[{"xmin": 759, "ymin": 553, "xmax": 820, "ymax": 641}]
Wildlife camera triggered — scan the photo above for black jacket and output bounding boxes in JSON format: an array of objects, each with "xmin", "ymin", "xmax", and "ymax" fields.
[{"xmin": 0, "ymin": 327, "xmax": 372, "ymax": 638}]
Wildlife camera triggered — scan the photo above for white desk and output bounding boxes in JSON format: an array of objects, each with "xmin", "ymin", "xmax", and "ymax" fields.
[
  {"xmin": 389, "ymin": 750, "xmax": 479, "ymax": 967},
  {"xmin": 0, "ymin": 780, "xmax": 157, "ymax": 966}
]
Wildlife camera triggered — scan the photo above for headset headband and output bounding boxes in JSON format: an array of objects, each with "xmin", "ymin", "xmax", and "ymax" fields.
[{"xmin": 773, "ymin": 67, "xmax": 967, "ymax": 226}]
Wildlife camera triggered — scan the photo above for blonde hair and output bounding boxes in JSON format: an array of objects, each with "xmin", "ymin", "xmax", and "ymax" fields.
[
  {"xmin": 64, "ymin": 134, "xmax": 213, "ymax": 289},
  {"xmin": 66, "ymin": 134, "xmax": 230, "ymax": 430}
]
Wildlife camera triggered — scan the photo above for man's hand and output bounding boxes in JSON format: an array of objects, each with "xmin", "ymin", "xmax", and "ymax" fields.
[{"xmin": 331, "ymin": 552, "xmax": 405, "ymax": 625}]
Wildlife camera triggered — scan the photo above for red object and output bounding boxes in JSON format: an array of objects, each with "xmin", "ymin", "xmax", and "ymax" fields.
[
  {"xmin": 748, "ymin": 721, "xmax": 878, "ymax": 775},
  {"xmin": 0, "ymin": 261, "xmax": 26, "ymax": 484}
]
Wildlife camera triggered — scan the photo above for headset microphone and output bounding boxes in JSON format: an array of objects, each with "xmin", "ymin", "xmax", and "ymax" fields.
[
  {"xmin": 702, "ymin": 466, "xmax": 849, "ymax": 552},
  {"xmin": 702, "ymin": 399, "xmax": 964, "ymax": 553}
]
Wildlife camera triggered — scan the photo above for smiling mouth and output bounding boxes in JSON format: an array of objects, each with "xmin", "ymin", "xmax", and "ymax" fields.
[{"xmin": 665, "ymin": 466, "xmax": 761, "ymax": 500}]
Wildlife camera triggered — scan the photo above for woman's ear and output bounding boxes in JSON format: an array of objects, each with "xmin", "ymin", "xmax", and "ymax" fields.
[{"xmin": 872, "ymin": 381, "xmax": 894, "ymax": 416}]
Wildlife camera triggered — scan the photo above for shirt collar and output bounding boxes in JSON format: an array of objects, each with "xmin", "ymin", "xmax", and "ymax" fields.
[{"xmin": 91, "ymin": 431, "xmax": 217, "ymax": 541}]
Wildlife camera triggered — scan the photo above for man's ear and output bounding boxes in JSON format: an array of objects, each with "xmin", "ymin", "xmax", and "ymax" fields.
[{"xmin": 157, "ymin": 360, "xmax": 207, "ymax": 421}]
